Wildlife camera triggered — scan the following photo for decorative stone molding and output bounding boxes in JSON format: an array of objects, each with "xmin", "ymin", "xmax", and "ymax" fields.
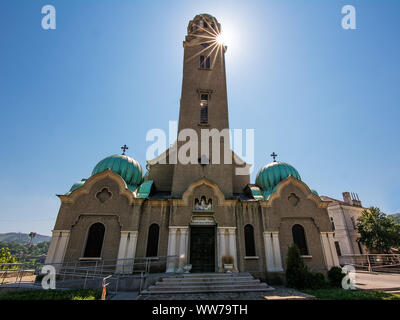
[{"xmin": 58, "ymin": 169, "xmax": 135, "ymax": 205}]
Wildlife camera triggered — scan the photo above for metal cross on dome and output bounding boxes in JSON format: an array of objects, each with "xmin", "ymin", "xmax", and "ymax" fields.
[
  {"xmin": 121, "ymin": 144, "xmax": 129, "ymax": 155},
  {"xmin": 270, "ymin": 152, "xmax": 278, "ymax": 162}
]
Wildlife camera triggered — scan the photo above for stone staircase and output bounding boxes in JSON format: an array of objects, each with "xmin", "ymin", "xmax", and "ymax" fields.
[{"xmin": 141, "ymin": 272, "xmax": 274, "ymax": 294}]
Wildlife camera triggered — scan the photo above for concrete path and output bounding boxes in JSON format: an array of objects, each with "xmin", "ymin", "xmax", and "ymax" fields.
[
  {"xmin": 355, "ymin": 272, "xmax": 400, "ymax": 290},
  {"xmin": 108, "ymin": 291, "xmax": 139, "ymax": 300},
  {"xmin": 137, "ymin": 286, "xmax": 314, "ymax": 300}
]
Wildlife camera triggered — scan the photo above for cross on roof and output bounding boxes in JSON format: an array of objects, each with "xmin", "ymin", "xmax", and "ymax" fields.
[
  {"xmin": 270, "ymin": 152, "xmax": 278, "ymax": 162},
  {"xmin": 121, "ymin": 144, "xmax": 129, "ymax": 155}
]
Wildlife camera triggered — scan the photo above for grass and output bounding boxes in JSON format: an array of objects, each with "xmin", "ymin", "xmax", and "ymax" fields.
[
  {"xmin": 303, "ymin": 288, "xmax": 400, "ymax": 300},
  {"xmin": 0, "ymin": 289, "xmax": 102, "ymax": 300}
]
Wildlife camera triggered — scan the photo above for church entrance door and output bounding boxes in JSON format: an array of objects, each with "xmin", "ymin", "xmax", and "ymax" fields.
[{"xmin": 190, "ymin": 226, "xmax": 215, "ymax": 272}]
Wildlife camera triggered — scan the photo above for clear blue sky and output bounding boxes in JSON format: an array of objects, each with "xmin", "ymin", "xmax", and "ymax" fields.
[{"xmin": 0, "ymin": 0, "xmax": 399, "ymax": 235}]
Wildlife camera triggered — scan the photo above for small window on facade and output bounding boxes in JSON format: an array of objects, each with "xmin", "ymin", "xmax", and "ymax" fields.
[
  {"xmin": 146, "ymin": 224, "xmax": 160, "ymax": 257},
  {"xmin": 244, "ymin": 224, "xmax": 256, "ymax": 256},
  {"xmin": 83, "ymin": 223, "xmax": 105, "ymax": 258},
  {"xmin": 292, "ymin": 224, "xmax": 309, "ymax": 256},
  {"xmin": 330, "ymin": 217, "xmax": 335, "ymax": 231},
  {"xmin": 200, "ymin": 93, "xmax": 209, "ymax": 124},
  {"xmin": 335, "ymin": 241, "xmax": 342, "ymax": 256},
  {"xmin": 200, "ymin": 56, "xmax": 211, "ymax": 69}
]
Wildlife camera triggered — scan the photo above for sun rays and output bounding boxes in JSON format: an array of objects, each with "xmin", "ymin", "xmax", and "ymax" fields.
[{"xmin": 185, "ymin": 15, "xmax": 227, "ymax": 67}]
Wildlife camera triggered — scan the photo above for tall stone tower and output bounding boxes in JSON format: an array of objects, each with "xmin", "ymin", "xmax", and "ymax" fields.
[{"xmin": 170, "ymin": 14, "xmax": 246, "ymax": 197}]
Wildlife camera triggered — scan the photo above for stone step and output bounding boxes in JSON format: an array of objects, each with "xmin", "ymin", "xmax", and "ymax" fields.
[
  {"xmin": 142, "ymin": 287, "xmax": 275, "ymax": 294},
  {"xmin": 181, "ymin": 273, "xmax": 240, "ymax": 277},
  {"xmin": 161, "ymin": 276, "xmax": 254, "ymax": 282},
  {"xmin": 141, "ymin": 272, "xmax": 273, "ymax": 295},
  {"xmin": 155, "ymin": 279, "xmax": 261, "ymax": 286},
  {"xmin": 147, "ymin": 283, "xmax": 269, "ymax": 292}
]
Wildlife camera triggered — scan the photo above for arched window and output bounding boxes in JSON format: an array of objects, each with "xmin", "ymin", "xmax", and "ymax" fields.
[
  {"xmin": 244, "ymin": 224, "xmax": 256, "ymax": 256},
  {"xmin": 84, "ymin": 223, "xmax": 105, "ymax": 258},
  {"xmin": 146, "ymin": 224, "xmax": 160, "ymax": 257},
  {"xmin": 292, "ymin": 224, "xmax": 309, "ymax": 256}
]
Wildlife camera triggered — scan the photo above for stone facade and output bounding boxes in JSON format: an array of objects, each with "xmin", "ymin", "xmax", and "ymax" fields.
[
  {"xmin": 46, "ymin": 14, "xmax": 339, "ymax": 280},
  {"xmin": 321, "ymin": 193, "xmax": 367, "ymax": 263}
]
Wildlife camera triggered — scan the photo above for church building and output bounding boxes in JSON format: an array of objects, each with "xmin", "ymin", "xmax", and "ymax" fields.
[{"xmin": 46, "ymin": 14, "xmax": 339, "ymax": 281}]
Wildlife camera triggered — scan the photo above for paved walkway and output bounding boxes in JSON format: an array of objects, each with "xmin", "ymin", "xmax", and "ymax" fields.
[
  {"xmin": 136, "ymin": 286, "xmax": 314, "ymax": 300},
  {"xmin": 355, "ymin": 272, "xmax": 400, "ymax": 290}
]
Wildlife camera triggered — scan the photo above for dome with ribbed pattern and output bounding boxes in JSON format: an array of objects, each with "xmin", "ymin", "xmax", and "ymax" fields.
[
  {"xmin": 256, "ymin": 161, "xmax": 301, "ymax": 192},
  {"xmin": 91, "ymin": 154, "xmax": 144, "ymax": 191}
]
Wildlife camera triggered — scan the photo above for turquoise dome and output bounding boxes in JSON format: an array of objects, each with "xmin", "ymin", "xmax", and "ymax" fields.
[
  {"xmin": 65, "ymin": 179, "xmax": 87, "ymax": 195},
  {"xmin": 311, "ymin": 189, "xmax": 319, "ymax": 196},
  {"xmin": 91, "ymin": 154, "xmax": 144, "ymax": 191},
  {"xmin": 256, "ymin": 161, "xmax": 301, "ymax": 191}
]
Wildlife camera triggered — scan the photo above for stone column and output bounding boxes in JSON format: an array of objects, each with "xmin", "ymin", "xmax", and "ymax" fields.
[
  {"xmin": 263, "ymin": 232, "xmax": 275, "ymax": 272},
  {"xmin": 320, "ymin": 232, "xmax": 337, "ymax": 269},
  {"xmin": 217, "ymin": 228, "xmax": 227, "ymax": 272},
  {"xmin": 45, "ymin": 230, "xmax": 70, "ymax": 272},
  {"xmin": 227, "ymin": 228, "xmax": 238, "ymax": 272},
  {"xmin": 116, "ymin": 231, "xmax": 138, "ymax": 273},
  {"xmin": 178, "ymin": 228, "xmax": 189, "ymax": 269},
  {"xmin": 272, "ymin": 232, "xmax": 283, "ymax": 272},
  {"xmin": 166, "ymin": 228, "xmax": 178, "ymax": 273},
  {"xmin": 327, "ymin": 232, "xmax": 340, "ymax": 267}
]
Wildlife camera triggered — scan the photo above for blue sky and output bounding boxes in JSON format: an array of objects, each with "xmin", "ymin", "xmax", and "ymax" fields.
[{"xmin": 0, "ymin": 0, "xmax": 399, "ymax": 235}]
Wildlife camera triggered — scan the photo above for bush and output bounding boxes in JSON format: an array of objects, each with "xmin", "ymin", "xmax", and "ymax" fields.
[
  {"xmin": 327, "ymin": 266, "xmax": 345, "ymax": 288},
  {"xmin": 286, "ymin": 244, "xmax": 328, "ymax": 289},
  {"xmin": 305, "ymin": 272, "xmax": 328, "ymax": 289},
  {"xmin": 285, "ymin": 244, "xmax": 309, "ymax": 289}
]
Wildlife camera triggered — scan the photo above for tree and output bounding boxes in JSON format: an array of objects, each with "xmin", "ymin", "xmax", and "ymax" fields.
[
  {"xmin": 285, "ymin": 244, "xmax": 309, "ymax": 289},
  {"xmin": 0, "ymin": 247, "xmax": 19, "ymax": 270},
  {"xmin": 357, "ymin": 207, "xmax": 400, "ymax": 253}
]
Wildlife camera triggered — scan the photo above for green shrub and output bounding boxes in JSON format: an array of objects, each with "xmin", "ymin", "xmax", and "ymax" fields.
[
  {"xmin": 286, "ymin": 244, "xmax": 328, "ymax": 289},
  {"xmin": 305, "ymin": 272, "xmax": 328, "ymax": 289},
  {"xmin": 285, "ymin": 244, "xmax": 309, "ymax": 289},
  {"xmin": 327, "ymin": 266, "xmax": 345, "ymax": 288}
]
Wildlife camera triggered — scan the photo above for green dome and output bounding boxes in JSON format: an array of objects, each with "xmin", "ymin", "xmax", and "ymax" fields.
[
  {"xmin": 256, "ymin": 161, "xmax": 301, "ymax": 191},
  {"xmin": 91, "ymin": 154, "xmax": 144, "ymax": 191},
  {"xmin": 65, "ymin": 179, "xmax": 87, "ymax": 195},
  {"xmin": 311, "ymin": 189, "xmax": 319, "ymax": 196}
]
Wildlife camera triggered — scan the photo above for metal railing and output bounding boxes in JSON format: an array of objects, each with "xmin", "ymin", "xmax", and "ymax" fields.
[
  {"xmin": 339, "ymin": 254, "xmax": 400, "ymax": 273},
  {"xmin": 0, "ymin": 255, "xmax": 180, "ymax": 296}
]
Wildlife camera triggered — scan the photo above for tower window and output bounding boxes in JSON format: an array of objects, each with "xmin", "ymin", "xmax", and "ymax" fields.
[
  {"xmin": 330, "ymin": 217, "xmax": 335, "ymax": 231},
  {"xmin": 83, "ymin": 223, "xmax": 105, "ymax": 258},
  {"xmin": 146, "ymin": 224, "xmax": 160, "ymax": 257},
  {"xmin": 292, "ymin": 224, "xmax": 309, "ymax": 256},
  {"xmin": 200, "ymin": 93, "xmax": 208, "ymax": 124},
  {"xmin": 200, "ymin": 56, "xmax": 211, "ymax": 69},
  {"xmin": 244, "ymin": 224, "xmax": 256, "ymax": 256}
]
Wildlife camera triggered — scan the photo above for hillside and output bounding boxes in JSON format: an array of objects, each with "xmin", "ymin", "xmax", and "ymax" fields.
[
  {"xmin": 392, "ymin": 213, "xmax": 400, "ymax": 223},
  {"xmin": 0, "ymin": 232, "xmax": 51, "ymax": 244}
]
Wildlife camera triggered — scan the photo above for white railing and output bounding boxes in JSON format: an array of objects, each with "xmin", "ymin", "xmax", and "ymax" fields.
[{"xmin": 339, "ymin": 254, "xmax": 400, "ymax": 273}]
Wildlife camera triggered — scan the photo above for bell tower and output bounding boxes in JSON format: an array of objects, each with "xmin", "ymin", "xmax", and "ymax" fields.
[{"xmin": 171, "ymin": 14, "xmax": 236, "ymax": 197}]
